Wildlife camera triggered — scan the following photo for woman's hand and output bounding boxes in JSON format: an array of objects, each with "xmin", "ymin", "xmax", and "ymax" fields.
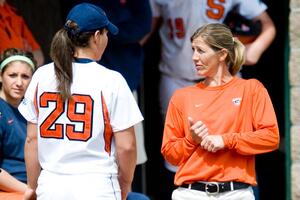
[
  {"xmin": 200, "ymin": 135, "xmax": 225, "ymax": 153},
  {"xmin": 188, "ymin": 117, "xmax": 225, "ymax": 153},
  {"xmin": 188, "ymin": 117, "xmax": 209, "ymax": 144}
]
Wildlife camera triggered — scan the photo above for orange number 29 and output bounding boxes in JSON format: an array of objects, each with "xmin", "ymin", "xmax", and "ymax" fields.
[{"xmin": 39, "ymin": 92, "xmax": 93, "ymax": 141}]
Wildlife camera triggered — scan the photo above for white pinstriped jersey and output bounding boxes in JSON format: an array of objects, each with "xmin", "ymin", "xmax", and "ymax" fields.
[
  {"xmin": 150, "ymin": 0, "xmax": 267, "ymax": 81},
  {"xmin": 18, "ymin": 62, "xmax": 143, "ymax": 175}
]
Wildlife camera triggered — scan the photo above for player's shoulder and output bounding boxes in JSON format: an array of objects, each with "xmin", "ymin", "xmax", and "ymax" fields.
[
  {"xmin": 0, "ymin": 98, "xmax": 8, "ymax": 112},
  {"xmin": 93, "ymin": 63, "xmax": 124, "ymax": 80},
  {"xmin": 32, "ymin": 63, "xmax": 54, "ymax": 78},
  {"xmin": 41, "ymin": 62, "xmax": 54, "ymax": 69},
  {"xmin": 0, "ymin": 98, "xmax": 10, "ymax": 126},
  {"xmin": 35, "ymin": 62, "xmax": 54, "ymax": 72},
  {"xmin": 86, "ymin": 63, "xmax": 127, "ymax": 89}
]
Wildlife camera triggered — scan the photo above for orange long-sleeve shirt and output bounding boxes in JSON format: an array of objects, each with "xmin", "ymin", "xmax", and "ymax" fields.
[
  {"xmin": 161, "ymin": 77, "xmax": 279, "ymax": 186},
  {"xmin": 0, "ymin": 3, "xmax": 40, "ymax": 53}
]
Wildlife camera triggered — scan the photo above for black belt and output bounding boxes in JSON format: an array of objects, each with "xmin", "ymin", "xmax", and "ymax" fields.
[{"xmin": 180, "ymin": 181, "xmax": 250, "ymax": 194}]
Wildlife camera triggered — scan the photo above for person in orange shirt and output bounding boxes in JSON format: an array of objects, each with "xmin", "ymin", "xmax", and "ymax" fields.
[
  {"xmin": 161, "ymin": 23, "xmax": 279, "ymax": 200},
  {"xmin": 0, "ymin": 0, "xmax": 44, "ymax": 66}
]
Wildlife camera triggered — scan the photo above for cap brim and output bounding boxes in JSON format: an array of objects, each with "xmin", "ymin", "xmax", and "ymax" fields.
[{"xmin": 107, "ymin": 22, "xmax": 119, "ymax": 35}]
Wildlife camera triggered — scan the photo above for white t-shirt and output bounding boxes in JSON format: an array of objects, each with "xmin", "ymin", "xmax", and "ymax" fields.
[
  {"xmin": 19, "ymin": 62, "xmax": 143, "ymax": 175},
  {"xmin": 150, "ymin": 0, "xmax": 267, "ymax": 81}
]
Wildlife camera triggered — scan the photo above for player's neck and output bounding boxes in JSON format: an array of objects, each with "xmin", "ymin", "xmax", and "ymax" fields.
[{"xmin": 74, "ymin": 48, "xmax": 98, "ymax": 62}]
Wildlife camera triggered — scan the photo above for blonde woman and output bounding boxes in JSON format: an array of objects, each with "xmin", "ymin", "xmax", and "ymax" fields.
[{"xmin": 162, "ymin": 23, "xmax": 279, "ymax": 200}]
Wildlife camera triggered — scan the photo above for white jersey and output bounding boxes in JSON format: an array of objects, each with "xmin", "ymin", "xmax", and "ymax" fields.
[
  {"xmin": 150, "ymin": 0, "xmax": 267, "ymax": 81},
  {"xmin": 19, "ymin": 62, "xmax": 143, "ymax": 175}
]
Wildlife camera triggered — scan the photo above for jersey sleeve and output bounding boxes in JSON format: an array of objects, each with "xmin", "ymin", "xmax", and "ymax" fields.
[
  {"xmin": 161, "ymin": 91, "xmax": 199, "ymax": 166},
  {"xmin": 18, "ymin": 69, "xmax": 40, "ymax": 124},
  {"xmin": 222, "ymin": 80, "xmax": 280, "ymax": 155},
  {"xmin": 109, "ymin": 73, "xmax": 144, "ymax": 132},
  {"xmin": 237, "ymin": 0, "xmax": 267, "ymax": 20}
]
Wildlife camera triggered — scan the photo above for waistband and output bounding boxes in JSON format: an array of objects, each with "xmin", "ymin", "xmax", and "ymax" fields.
[{"xmin": 180, "ymin": 181, "xmax": 250, "ymax": 195}]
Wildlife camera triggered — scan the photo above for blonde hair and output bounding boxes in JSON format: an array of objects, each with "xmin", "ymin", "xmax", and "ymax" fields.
[{"xmin": 191, "ymin": 23, "xmax": 245, "ymax": 75}]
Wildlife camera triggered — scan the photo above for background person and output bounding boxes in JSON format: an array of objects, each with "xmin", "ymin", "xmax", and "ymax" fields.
[
  {"xmin": 0, "ymin": 0, "xmax": 44, "ymax": 66},
  {"xmin": 0, "ymin": 48, "xmax": 36, "ymax": 200},
  {"xmin": 161, "ymin": 23, "xmax": 279, "ymax": 200}
]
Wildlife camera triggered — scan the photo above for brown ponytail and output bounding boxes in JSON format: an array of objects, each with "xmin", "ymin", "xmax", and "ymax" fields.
[
  {"xmin": 50, "ymin": 28, "xmax": 74, "ymax": 101},
  {"xmin": 50, "ymin": 21, "xmax": 97, "ymax": 101}
]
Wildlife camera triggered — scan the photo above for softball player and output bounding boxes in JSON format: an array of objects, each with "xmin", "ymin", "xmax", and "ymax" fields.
[{"xmin": 18, "ymin": 3, "xmax": 143, "ymax": 200}]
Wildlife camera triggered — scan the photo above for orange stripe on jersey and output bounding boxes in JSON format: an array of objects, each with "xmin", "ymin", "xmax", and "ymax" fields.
[
  {"xmin": 101, "ymin": 92, "xmax": 113, "ymax": 155},
  {"xmin": 34, "ymin": 84, "xmax": 39, "ymax": 116}
]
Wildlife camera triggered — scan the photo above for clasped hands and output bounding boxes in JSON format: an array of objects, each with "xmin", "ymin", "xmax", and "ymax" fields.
[{"xmin": 188, "ymin": 117, "xmax": 224, "ymax": 153}]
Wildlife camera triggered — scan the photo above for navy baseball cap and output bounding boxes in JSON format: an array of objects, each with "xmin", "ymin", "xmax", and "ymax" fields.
[{"xmin": 66, "ymin": 3, "xmax": 118, "ymax": 35}]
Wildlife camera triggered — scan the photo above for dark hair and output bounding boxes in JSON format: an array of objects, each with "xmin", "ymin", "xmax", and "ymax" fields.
[
  {"xmin": 0, "ymin": 48, "xmax": 36, "ymax": 89},
  {"xmin": 191, "ymin": 23, "xmax": 245, "ymax": 75},
  {"xmin": 50, "ymin": 21, "xmax": 105, "ymax": 101},
  {"xmin": 0, "ymin": 48, "xmax": 37, "ymax": 72}
]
